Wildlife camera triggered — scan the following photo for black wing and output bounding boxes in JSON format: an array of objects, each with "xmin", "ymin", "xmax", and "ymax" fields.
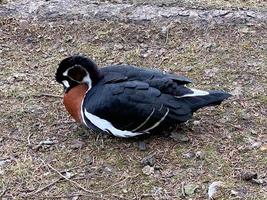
[
  {"xmin": 100, "ymin": 65, "xmax": 193, "ymax": 96},
  {"xmin": 82, "ymin": 80, "xmax": 192, "ymax": 137}
]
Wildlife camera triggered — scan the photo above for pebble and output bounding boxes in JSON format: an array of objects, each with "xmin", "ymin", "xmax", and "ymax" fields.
[
  {"xmin": 142, "ymin": 165, "xmax": 154, "ymax": 176},
  {"xmin": 170, "ymin": 132, "xmax": 190, "ymax": 142},
  {"xmin": 141, "ymin": 154, "xmax": 155, "ymax": 166},
  {"xmin": 195, "ymin": 151, "xmax": 205, "ymax": 159},
  {"xmin": 182, "ymin": 152, "xmax": 195, "ymax": 159},
  {"xmin": 138, "ymin": 141, "xmax": 147, "ymax": 151},
  {"xmin": 70, "ymin": 140, "xmax": 85, "ymax": 149},
  {"xmin": 241, "ymin": 172, "xmax": 257, "ymax": 181}
]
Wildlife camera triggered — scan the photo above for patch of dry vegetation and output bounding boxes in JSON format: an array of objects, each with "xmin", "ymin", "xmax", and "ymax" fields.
[
  {"xmin": 103, "ymin": 0, "xmax": 267, "ymax": 11},
  {"xmin": 0, "ymin": 8, "xmax": 266, "ymax": 200}
]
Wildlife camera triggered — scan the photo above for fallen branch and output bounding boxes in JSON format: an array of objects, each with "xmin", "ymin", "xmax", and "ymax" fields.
[{"xmin": 33, "ymin": 93, "xmax": 62, "ymax": 98}]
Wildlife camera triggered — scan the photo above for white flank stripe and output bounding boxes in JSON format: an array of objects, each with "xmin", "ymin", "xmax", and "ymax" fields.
[
  {"xmin": 132, "ymin": 108, "xmax": 155, "ymax": 132},
  {"xmin": 176, "ymin": 88, "xmax": 209, "ymax": 98},
  {"xmin": 143, "ymin": 108, "xmax": 169, "ymax": 133},
  {"xmin": 84, "ymin": 109, "xmax": 145, "ymax": 138}
]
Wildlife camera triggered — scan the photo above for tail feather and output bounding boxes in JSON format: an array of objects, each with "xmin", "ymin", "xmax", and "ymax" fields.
[{"xmin": 182, "ymin": 90, "xmax": 231, "ymax": 112}]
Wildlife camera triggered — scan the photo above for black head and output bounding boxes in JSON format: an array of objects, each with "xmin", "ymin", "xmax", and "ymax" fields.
[{"xmin": 55, "ymin": 55, "xmax": 102, "ymax": 92}]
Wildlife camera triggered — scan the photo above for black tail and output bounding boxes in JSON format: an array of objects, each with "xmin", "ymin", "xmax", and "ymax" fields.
[{"xmin": 185, "ymin": 90, "xmax": 231, "ymax": 112}]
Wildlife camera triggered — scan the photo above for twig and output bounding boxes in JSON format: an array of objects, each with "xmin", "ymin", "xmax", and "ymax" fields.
[
  {"xmin": 0, "ymin": 188, "xmax": 7, "ymax": 198},
  {"xmin": 27, "ymin": 132, "xmax": 33, "ymax": 146},
  {"xmin": 159, "ymin": 149, "xmax": 167, "ymax": 164},
  {"xmin": 29, "ymin": 177, "xmax": 63, "ymax": 195},
  {"xmin": 27, "ymin": 193, "xmax": 111, "ymax": 200},
  {"xmin": 39, "ymin": 159, "xmax": 137, "ymax": 198},
  {"xmin": 96, "ymin": 174, "xmax": 139, "ymax": 193},
  {"xmin": 39, "ymin": 159, "xmax": 99, "ymax": 194},
  {"xmin": 33, "ymin": 93, "xmax": 62, "ymax": 98},
  {"xmin": 3, "ymin": 136, "xmax": 26, "ymax": 142},
  {"xmin": 181, "ymin": 182, "xmax": 185, "ymax": 197},
  {"xmin": 165, "ymin": 28, "xmax": 169, "ymax": 45},
  {"xmin": 158, "ymin": 57, "xmax": 169, "ymax": 66}
]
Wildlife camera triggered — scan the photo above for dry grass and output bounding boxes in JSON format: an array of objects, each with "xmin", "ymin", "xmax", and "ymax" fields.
[
  {"xmin": 0, "ymin": 8, "xmax": 266, "ymax": 200},
  {"xmin": 103, "ymin": 0, "xmax": 267, "ymax": 11}
]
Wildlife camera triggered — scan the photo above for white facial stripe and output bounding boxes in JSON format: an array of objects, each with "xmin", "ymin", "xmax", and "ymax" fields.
[
  {"xmin": 63, "ymin": 66, "xmax": 92, "ymax": 90},
  {"xmin": 132, "ymin": 108, "xmax": 155, "ymax": 132},
  {"xmin": 176, "ymin": 88, "xmax": 209, "ymax": 98},
  {"xmin": 62, "ymin": 80, "xmax": 70, "ymax": 88},
  {"xmin": 84, "ymin": 109, "xmax": 145, "ymax": 138},
  {"xmin": 143, "ymin": 108, "xmax": 169, "ymax": 133},
  {"xmin": 63, "ymin": 69, "xmax": 69, "ymax": 76},
  {"xmin": 82, "ymin": 74, "xmax": 92, "ymax": 89}
]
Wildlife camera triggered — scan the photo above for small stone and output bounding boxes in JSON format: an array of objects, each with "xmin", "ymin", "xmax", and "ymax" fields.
[
  {"xmin": 141, "ymin": 154, "xmax": 155, "ymax": 166},
  {"xmin": 85, "ymin": 155, "xmax": 93, "ymax": 165},
  {"xmin": 170, "ymin": 132, "xmax": 190, "ymax": 142},
  {"xmin": 239, "ymin": 27, "xmax": 255, "ymax": 34},
  {"xmin": 193, "ymin": 120, "xmax": 201, "ymax": 126},
  {"xmin": 184, "ymin": 183, "xmax": 199, "ymax": 196},
  {"xmin": 251, "ymin": 178, "xmax": 267, "ymax": 185},
  {"xmin": 182, "ymin": 152, "xmax": 195, "ymax": 159},
  {"xmin": 231, "ymin": 85, "xmax": 242, "ymax": 97},
  {"xmin": 59, "ymin": 48, "xmax": 65, "ymax": 52},
  {"xmin": 251, "ymin": 141, "xmax": 262, "ymax": 149},
  {"xmin": 260, "ymin": 144, "xmax": 267, "ymax": 152},
  {"xmin": 208, "ymin": 181, "xmax": 225, "ymax": 200},
  {"xmin": 103, "ymin": 166, "xmax": 113, "ymax": 173},
  {"xmin": 204, "ymin": 68, "xmax": 219, "ymax": 77},
  {"xmin": 138, "ymin": 141, "xmax": 147, "ymax": 151},
  {"xmin": 181, "ymin": 66, "xmax": 193, "ymax": 72},
  {"xmin": 0, "ymin": 159, "xmax": 10, "ymax": 166},
  {"xmin": 231, "ymin": 188, "xmax": 247, "ymax": 198},
  {"xmin": 26, "ymin": 37, "xmax": 33, "ymax": 43},
  {"xmin": 142, "ymin": 165, "xmax": 154, "ymax": 176},
  {"xmin": 62, "ymin": 171, "xmax": 72, "ymax": 178},
  {"xmin": 70, "ymin": 140, "xmax": 85, "ymax": 149},
  {"xmin": 195, "ymin": 151, "xmax": 205, "ymax": 160},
  {"xmin": 161, "ymin": 26, "xmax": 168, "ymax": 34},
  {"xmin": 141, "ymin": 53, "xmax": 150, "ymax": 58},
  {"xmin": 241, "ymin": 172, "xmax": 257, "ymax": 181},
  {"xmin": 71, "ymin": 196, "xmax": 79, "ymax": 200},
  {"xmin": 114, "ymin": 44, "xmax": 124, "ymax": 50}
]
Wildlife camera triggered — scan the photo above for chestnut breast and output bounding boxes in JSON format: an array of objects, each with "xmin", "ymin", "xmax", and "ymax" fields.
[{"xmin": 63, "ymin": 84, "xmax": 88, "ymax": 123}]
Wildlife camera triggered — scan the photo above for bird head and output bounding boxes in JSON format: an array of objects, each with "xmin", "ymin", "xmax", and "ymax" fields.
[{"xmin": 55, "ymin": 55, "xmax": 102, "ymax": 92}]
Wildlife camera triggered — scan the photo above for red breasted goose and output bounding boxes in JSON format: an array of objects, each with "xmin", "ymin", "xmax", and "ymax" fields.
[{"xmin": 55, "ymin": 55, "xmax": 231, "ymax": 137}]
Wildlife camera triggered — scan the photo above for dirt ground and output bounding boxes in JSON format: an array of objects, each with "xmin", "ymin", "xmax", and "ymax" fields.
[{"xmin": 0, "ymin": 0, "xmax": 266, "ymax": 199}]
